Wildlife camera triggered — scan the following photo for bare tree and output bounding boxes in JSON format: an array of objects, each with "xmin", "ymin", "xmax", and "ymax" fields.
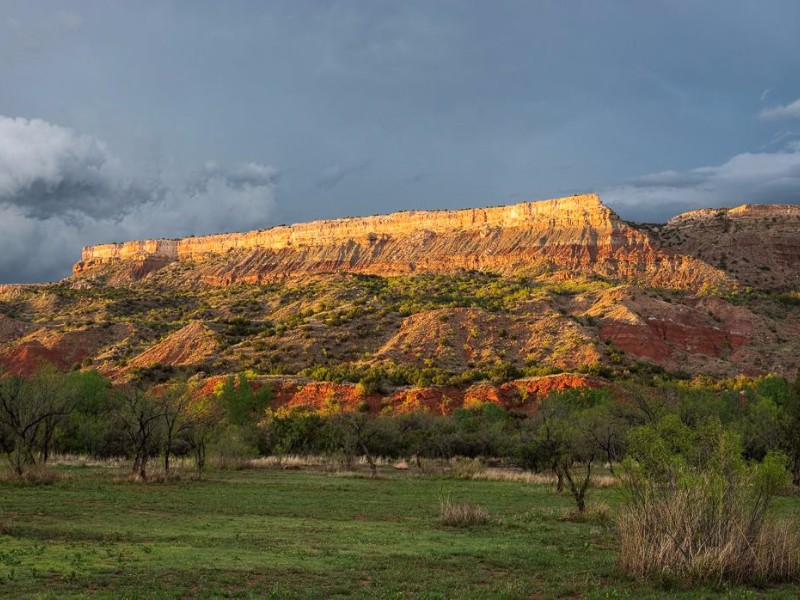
[
  {"xmin": 156, "ymin": 382, "xmax": 191, "ymax": 476},
  {"xmin": 29, "ymin": 366, "xmax": 77, "ymax": 464},
  {"xmin": 330, "ymin": 413, "xmax": 383, "ymax": 478},
  {"xmin": 0, "ymin": 368, "xmax": 75, "ymax": 476},
  {"xmin": 117, "ymin": 385, "xmax": 163, "ymax": 481}
]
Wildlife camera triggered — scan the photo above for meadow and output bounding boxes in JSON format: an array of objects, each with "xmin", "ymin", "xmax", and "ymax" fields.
[{"xmin": 1, "ymin": 462, "xmax": 798, "ymax": 599}]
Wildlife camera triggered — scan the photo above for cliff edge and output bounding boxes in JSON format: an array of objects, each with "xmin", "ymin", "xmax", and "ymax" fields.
[{"xmin": 73, "ymin": 194, "xmax": 729, "ymax": 290}]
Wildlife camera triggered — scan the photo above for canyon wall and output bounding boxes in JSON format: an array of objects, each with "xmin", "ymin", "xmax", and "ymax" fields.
[
  {"xmin": 73, "ymin": 194, "xmax": 730, "ymax": 290},
  {"xmin": 80, "ymin": 195, "xmax": 613, "ymax": 262}
]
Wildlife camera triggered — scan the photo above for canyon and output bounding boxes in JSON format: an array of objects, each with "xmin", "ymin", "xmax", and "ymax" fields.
[{"xmin": 0, "ymin": 194, "xmax": 798, "ymax": 410}]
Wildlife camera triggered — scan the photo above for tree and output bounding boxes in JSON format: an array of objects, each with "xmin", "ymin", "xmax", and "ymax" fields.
[
  {"xmin": 28, "ymin": 366, "xmax": 77, "ymax": 464},
  {"xmin": 116, "ymin": 385, "xmax": 163, "ymax": 480},
  {"xmin": 618, "ymin": 415, "xmax": 795, "ymax": 584},
  {"xmin": 216, "ymin": 373, "xmax": 272, "ymax": 427},
  {"xmin": 517, "ymin": 395, "xmax": 570, "ymax": 492},
  {"xmin": 783, "ymin": 369, "xmax": 800, "ymax": 485},
  {"xmin": 613, "ymin": 381, "xmax": 668, "ymax": 426},
  {"xmin": 0, "ymin": 367, "xmax": 75, "ymax": 476},
  {"xmin": 582, "ymin": 403, "xmax": 627, "ymax": 473},
  {"xmin": 57, "ymin": 370, "xmax": 115, "ymax": 457},
  {"xmin": 329, "ymin": 412, "xmax": 384, "ymax": 477},
  {"xmin": 517, "ymin": 389, "xmax": 613, "ymax": 512},
  {"xmin": 0, "ymin": 372, "xmax": 32, "ymax": 475},
  {"xmin": 156, "ymin": 381, "xmax": 192, "ymax": 476},
  {"xmin": 184, "ymin": 393, "xmax": 221, "ymax": 477}
]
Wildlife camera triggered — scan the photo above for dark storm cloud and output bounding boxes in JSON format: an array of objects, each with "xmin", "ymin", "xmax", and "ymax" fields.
[
  {"xmin": 185, "ymin": 162, "xmax": 280, "ymax": 196},
  {"xmin": 315, "ymin": 159, "xmax": 374, "ymax": 190},
  {"xmin": 0, "ymin": 116, "xmax": 162, "ymax": 221},
  {"xmin": 0, "ymin": 115, "xmax": 280, "ymax": 282}
]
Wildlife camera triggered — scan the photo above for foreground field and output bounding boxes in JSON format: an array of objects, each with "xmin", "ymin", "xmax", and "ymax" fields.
[{"xmin": 0, "ymin": 465, "xmax": 797, "ymax": 599}]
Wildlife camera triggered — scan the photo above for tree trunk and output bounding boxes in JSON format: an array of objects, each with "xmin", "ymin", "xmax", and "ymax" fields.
[
  {"xmin": 563, "ymin": 459, "xmax": 593, "ymax": 514},
  {"xmin": 360, "ymin": 442, "xmax": 377, "ymax": 478},
  {"xmin": 13, "ymin": 439, "xmax": 25, "ymax": 476},
  {"xmin": 555, "ymin": 466, "xmax": 564, "ymax": 493},
  {"xmin": 195, "ymin": 441, "xmax": 206, "ymax": 478},
  {"xmin": 140, "ymin": 454, "xmax": 148, "ymax": 481},
  {"xmin": 41, "ymin": 422, "xmax": 52, "ymax": 464}
]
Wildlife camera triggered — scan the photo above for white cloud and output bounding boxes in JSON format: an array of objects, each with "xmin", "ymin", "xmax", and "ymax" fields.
[
  {"xmin": 603, "ymin": 145, "xmax": 800, "ymax": 222},
  {"xmin": 758, "ymin": 97, "xmax": 800, "ymax": 121},
  {"xmin": 0, "ymin": 116, "xmax": 161, "ymax": 220},
  {"xmin": 0, "ymin": 115, "xmax": 280, "ymax": 283},
  {"xmin": 137, "ymin": 163, "xmax": 279, "ymax": 238}
]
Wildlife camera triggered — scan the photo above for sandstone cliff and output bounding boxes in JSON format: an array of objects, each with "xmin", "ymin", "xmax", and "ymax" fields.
[{"xmin": 73, "ymin": 194, "xmax": 729, "ymax": 291}]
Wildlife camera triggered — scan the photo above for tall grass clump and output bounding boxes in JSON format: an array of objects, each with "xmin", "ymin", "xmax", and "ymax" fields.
[
  {"xmin": 617, "ymin": 415, "xmax": 800, "ymax": 587},
  {"xmin": 438, "ymin": 494, "xmax": 491, "ymax": 527},
  {"xmin": 0, "ymin": 466, "xmax": 64, "ymax": 485}
]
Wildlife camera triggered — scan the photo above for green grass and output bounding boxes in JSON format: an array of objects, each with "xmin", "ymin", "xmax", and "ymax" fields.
[{"xmin": 0, "ymin": 466, "xmax": 798, "ymax": 599}]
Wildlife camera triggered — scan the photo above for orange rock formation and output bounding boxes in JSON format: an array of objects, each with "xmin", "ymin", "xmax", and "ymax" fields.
[{"xmin": 73, "ymin": 194, "xmax": 729, "ymax": 290}]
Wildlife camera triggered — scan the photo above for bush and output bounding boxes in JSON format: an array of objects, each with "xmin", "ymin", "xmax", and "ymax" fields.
[
  {"xmin": 438, "ymin": 495, "xmax": 491, "ymax": 527},
  {"xmin": 618, "ymin": 416, "xmax": 800, "ymax": 586},
  {"xmin": 448, "ymin": 457, "xmax": 485, "ymax": 479},
  {"xmin": 209, "ymin": 425, "xmax": 259, "ymax": 470},
  {"xmin": 617, "ymin": 485, "xmax": 800, "ymax": 586}
]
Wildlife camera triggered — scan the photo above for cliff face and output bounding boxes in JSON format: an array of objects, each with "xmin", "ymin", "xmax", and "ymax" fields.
[
  {"xmin": 73, "ymin": 194, "xmax": 728, "ymax": 290},
  {"xmin": 654, "ymin": 204, "xmax": 800, "ymax": 291}
]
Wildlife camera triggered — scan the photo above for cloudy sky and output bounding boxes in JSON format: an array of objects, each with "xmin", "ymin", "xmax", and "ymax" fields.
[{"xmin": 2, "ymin": 1, "xmax": 800, "ymax": 282}]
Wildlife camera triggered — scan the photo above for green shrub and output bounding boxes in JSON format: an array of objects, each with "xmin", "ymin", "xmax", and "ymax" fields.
[{"xmin": 618, "ymin": 416, "xmax": 799, "ymax": 586}]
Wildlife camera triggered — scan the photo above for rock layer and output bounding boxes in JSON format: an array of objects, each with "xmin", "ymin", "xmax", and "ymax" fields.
[{"xmin": 74, "ymin": 194, "xmax": 728, "ymax": 290}]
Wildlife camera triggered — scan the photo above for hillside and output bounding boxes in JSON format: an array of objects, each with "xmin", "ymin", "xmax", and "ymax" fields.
[
  {"xmin": 650, "ymin": 204, "xmax": 800, "ymax": 292},
  {"xmin": 1, "ymin": 194, "xmax": 799, "ymax": 404}
]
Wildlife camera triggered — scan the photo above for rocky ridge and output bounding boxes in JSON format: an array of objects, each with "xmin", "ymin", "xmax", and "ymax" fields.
[
  {"xmin": 653, "ymin": 204, "xmax": 800, "ymax": 291},
  {"xmin": 73, "ymin": 194, "xmax": 729, "ymax": 291}
]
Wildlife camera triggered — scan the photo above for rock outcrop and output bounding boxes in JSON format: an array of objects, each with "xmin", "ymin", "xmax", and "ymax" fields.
[
  {"xmin": 654, "ymin": 204, "xmax": 800, "ymax": 291},
  {"xmin": 73, "ymin": 194, "xmax": 730, "ymax": 291},
  {"xmin": 262, "ymin": 373, "xmax": 602, "ymax": 416}
]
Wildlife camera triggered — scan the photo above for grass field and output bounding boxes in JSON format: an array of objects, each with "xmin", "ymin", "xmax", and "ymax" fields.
[{"xmin": 0, "ymin": 464, "xmax": 798, "ymax": 599}]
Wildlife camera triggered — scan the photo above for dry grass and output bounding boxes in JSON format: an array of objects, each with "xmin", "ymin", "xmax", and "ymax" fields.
[
  {"xmin": 448, "ymin": 457, "xmax": 485, "ymax": 479},
  {"xmin": 248, "ymin": 454, "xmax": 329, "ymax": 469},
  {"xmin": 617, "ymin": 488, "xmax": 800, "ymax": 586},
  {"xmin": 439, "ymin": 495, "xmax": 492, "ymax": 527},
  {"xmin": 558, "ymin": 501, "xmax": 613, "ymax": 525},
  {"xmin": 472, "ymin": 467, "xmax": 618, "ymax": 488},
  {"xmin": 0, "ymin": 467, "xmax": 66, "ymax": 485},
  {"xmin": 46, "ymin": 453, "xmax": 127, "ymax": 468}
]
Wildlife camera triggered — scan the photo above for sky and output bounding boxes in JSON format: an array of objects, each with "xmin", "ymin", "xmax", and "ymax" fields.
[{"xmin": 2, "ymin": 1, "xmax": 800, "ymax": 283}]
